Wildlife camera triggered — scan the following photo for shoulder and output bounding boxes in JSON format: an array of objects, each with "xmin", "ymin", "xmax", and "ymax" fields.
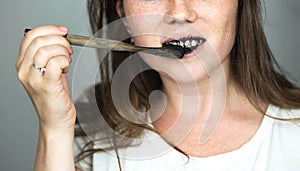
[
  {"xmin": 265, "ymin": 105, "xmax": 300, "ymax": 169},
  {"xmin": 265, "ymin": 104, "xmax": 299, "ymax": 122},
  {"xmin": 266, "ymin": 105, "xmax": 300, "ymax": 135}
]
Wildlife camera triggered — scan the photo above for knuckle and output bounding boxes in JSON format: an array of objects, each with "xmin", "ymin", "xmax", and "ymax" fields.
[
  {"xmin": 55, "ymin": 44, "xmax": 68, "ymax": 56},
  {"xmin": 17, "ymin": 72, "xmax": 29, "ymax": 86},
  {"xmin": 49, "ymin": 57, "xmax": 69, "ymax": 67},
  {"xmin": 33, "ymin": 36, "xmax": 44, "ymax": 45},
  {"xmin": 47, "ymin": 59, "xmax": 60, "ymax": 69},
  {"xmin": 61, "ymin": 58, "xmax": 70, "ymax": 66},
  {"xmin": 48, "ymin": 58, "xmax": 57, "ymax": 66},
  {"xmin": 36, "ymin": 46, "xmax": 49, "ymax": 57},
  {"xmin": 17, "ymin": 71, "xmax": 25, "ymax": 82},
  {"xmin": 34, "ymin": 48, "xmax": 48, "ymax": 66},
  {"xmin": 62, "ymin": 38, "xmax": 71, "ymax": 46},
  {"xmin": 57, "ymin": 37, "xmax": 70, "ymax": 49}
]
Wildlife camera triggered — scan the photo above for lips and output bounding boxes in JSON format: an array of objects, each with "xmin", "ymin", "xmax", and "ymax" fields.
[{"xmin": 162, "ymin": 36, "xmax": 206, "ymax": 55}]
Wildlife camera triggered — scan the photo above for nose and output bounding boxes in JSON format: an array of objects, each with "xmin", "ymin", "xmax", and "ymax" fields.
[{"xmin": 164, "ymin": 0, "xmax": 197, "ymax": 24}]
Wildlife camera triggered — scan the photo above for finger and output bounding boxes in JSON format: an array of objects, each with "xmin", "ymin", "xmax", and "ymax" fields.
[
  {"xmin": 20, "ymin": 35, "xmax": 72, "ymax": 72},
  {"xmin": 28, "ymin": 63, "xmax": 46, "ymax": 81},
  {"xmin": 16, "ymin": 25, "xmax": 68, "ymax": 71},
  {"xmin": 33, "ymin": 44, "xmax": 71, "ymax": 70},
  {"xmin": 62, "ymin": 66, "xmax": 70, "ymax": 74},
  {"xmin": 43, "ymin": 56, "xmax": 70, "ymax": 83},
  {"xmin": 17, "ymin": 62, "xmax": 44, "ymax": 89}
]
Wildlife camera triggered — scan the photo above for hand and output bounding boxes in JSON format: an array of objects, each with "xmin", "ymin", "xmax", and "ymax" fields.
[{"xmin": 16, "ymin": 25, "xmax": 76, "ymax": 130}]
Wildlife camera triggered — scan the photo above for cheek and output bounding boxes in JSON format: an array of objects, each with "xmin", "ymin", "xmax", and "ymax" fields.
[
  {"xmin": 123, "ymin": 0, "xmax": 166, "ymax": 16},
  {"xmin": 122, "ymin": 0, "xmax": 238, "ymax": 54},
  {"xmin": 122, "ymin": 1, "xmax": 167, "ymax": 47},
  {"xmin": 219, "ymin": 14, "xmax": 237, "ymax": 60},
  {"xmin": 205, "ymin": 1, "xmax": 238, "ymax": 60}
]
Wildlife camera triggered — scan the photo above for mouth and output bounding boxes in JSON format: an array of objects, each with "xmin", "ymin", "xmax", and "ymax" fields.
[{"xmin": 162, "ymin": 36, "xmax": 206, "ymax": 57}]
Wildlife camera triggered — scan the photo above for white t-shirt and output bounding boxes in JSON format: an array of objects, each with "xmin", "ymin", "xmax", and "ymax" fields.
[{"xmin": 75, "ymin": 105, "xmax": 300, "ymax": 171}]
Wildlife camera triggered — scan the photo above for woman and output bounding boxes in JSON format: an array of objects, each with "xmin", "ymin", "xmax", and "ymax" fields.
[{"xmin": 16, "ymin": 0, "xmax": 300, "ymax": 170}]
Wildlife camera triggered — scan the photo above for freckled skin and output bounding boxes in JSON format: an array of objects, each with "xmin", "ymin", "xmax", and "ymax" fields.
[
  {"xmin": 119, "ymin": 0, "xmax": 238, "ymax": 83},
  {"xmin": 117, "ymin": 1, "xmax": 263, "ymax": 157},
  {"xmin": 122, "ymin": 0, "xmax": 237, "ymax": 58}
]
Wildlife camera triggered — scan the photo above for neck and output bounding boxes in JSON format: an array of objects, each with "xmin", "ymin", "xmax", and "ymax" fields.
[
  {"xmin": 150, "ymin": 59, "xmax": 265, "ymax": 156},
  {"xmin": 152, "ymin": 58, "xmax": 230, "ymax": 129}
]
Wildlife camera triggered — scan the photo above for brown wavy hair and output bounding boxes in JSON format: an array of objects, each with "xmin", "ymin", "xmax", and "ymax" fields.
[{"xmin": 75, "ymin": 0, "xmax": 300, "ymax": 170}]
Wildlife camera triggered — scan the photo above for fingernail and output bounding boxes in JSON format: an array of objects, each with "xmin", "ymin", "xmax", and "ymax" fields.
[
  {"xmin": 59, "ymin": 26, "xmax": 68, "ymax": 32},
  {"xmin": 69, "ymin": 46, "xmax": 73, "ymax": 54}
]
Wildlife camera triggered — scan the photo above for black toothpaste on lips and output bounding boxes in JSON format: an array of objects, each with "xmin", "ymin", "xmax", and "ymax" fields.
[{"xmin": 162, "ymin": 37, "xmax": 206, "ymax": 58}]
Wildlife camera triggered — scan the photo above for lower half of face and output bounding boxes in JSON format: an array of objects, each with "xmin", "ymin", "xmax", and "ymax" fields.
[{"xmin": 121, "ymin": 0, "xmax": 238, "ymax": 84}]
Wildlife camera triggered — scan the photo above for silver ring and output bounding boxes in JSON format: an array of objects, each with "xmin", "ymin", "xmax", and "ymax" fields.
[{"xmin": 32, "ymin": 64, "xmax": 46, "ymax": 73}]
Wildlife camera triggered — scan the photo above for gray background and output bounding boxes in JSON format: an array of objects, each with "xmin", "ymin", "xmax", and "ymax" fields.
[{"xmin": 0, "ymin": 0, "xmax": 299, "ymax": 170}]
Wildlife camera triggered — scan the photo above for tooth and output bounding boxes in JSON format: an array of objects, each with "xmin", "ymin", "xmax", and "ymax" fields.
[
  {"xmin": 198, "ymin": 39, "xmax": 203, "ymax": 45},
  {"xmin": 185, "ymin": 40, "xmax": 191, "ymax": 48},
  {"xmin": 180, "ymin": 41, "xmax": 184, "ymax": 47},
  {"xmin": 170, "ymin": 41, "xmax": 182, "ymax": 46},
  {"xmin": 191, "ymin": 40, "xmax": 198, "ymax": 47},
  {"xmin": 168, "ymin": 41, "xmax": 176, "ymax": 46}
]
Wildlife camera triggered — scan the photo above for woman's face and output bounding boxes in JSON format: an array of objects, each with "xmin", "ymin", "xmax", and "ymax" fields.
[{"xmin": 117, "ymin": 0, "xmax": 238, "ymax": 84}]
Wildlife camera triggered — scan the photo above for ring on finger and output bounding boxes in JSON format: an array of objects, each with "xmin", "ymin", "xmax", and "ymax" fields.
[{"xmin": 32, "ymin": 63, "xmax": 46, "ymax": 73}]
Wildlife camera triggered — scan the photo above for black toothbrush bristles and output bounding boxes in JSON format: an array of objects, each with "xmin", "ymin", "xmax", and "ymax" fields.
[{"xmin": 162, "ymin": 43, "xmax": 187, "ymax": 59}]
